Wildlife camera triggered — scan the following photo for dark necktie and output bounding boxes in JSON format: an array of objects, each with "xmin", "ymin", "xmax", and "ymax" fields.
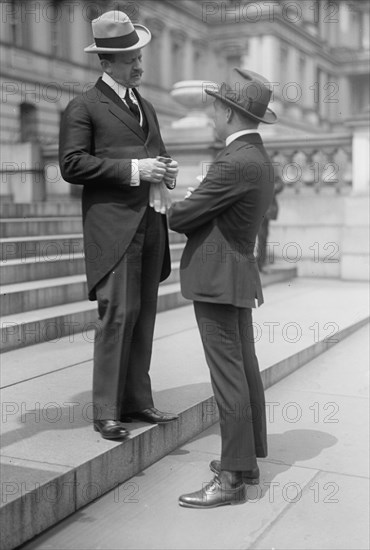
[{"xmin": 124, "ymin": 89, "xmax": 141, "ymax": 122}]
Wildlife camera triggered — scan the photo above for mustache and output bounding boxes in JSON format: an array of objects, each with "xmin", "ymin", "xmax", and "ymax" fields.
[{"xmin": 132, "ymin": 69, "xmax": 144, "ymax": 77}]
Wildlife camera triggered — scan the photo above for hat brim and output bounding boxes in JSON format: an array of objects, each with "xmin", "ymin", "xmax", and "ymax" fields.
[
  {"xmin": 205, "ymin": 89, "xmax": 277, "ymax": 124},
  {"xmin": 84, "ymin": 24, "xmax": 151, "ymax": 53}
]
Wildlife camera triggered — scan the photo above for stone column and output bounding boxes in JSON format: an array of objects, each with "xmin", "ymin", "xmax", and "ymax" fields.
[
  {"xmin": 260, "ymin": 35, "xmax": 278, "ymax": 82},
  {"xmin": 341, "ymin": 114, "xmax": 370, "ymax": 281},
  {"xmin": 161, "ymin": 27, "xmax": 172, "ymax": 89},
  {"xmin": 348, "ymin": 117, "xmax": 370, "ymax": 195},
  {"xmin": 242, "ymin": 35, "xmax": 261, "ymax": 73}
]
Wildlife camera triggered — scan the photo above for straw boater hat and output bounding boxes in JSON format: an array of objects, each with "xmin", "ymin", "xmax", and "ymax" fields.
[
  {"xmin": 205, "ymin": 68, "xmax": 277, "ymax": 124},
  {"xmin": 84, "ymin": 10, "xmax": 151, "ymax": 53}
]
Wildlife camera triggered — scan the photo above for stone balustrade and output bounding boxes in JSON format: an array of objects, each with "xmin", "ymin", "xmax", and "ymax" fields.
[
  {"xmin": 0, "ymin": 130, "xmax": 364, "ymax": 202},
  {"xmin": 263, "ymin": 133, "xmax": 353, "ymax": 194}
]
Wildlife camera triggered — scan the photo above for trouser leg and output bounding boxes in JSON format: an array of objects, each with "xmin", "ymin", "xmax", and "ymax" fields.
[
  {"xmin": 239, "ymin": 308, "xmax": 268, "ymax": 457},
  {"xmin": 93, "ymin": 208, "xmax": 165, "ymax": 420},
  {"xmin": 257, "ymin": 218, "xmax": 269, "ymax": 270},
  {"xmin": 194, "ymin": 301, "xmax": 267, "ymax": 471},
  {"xmin": 122, "ymin": 208, "xmax": 166, "ymax": 414}
]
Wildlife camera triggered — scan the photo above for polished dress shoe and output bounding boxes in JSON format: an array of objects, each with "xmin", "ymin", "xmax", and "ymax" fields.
[
  {"xmin": 121, "ymin": 407, "xmax": 179, "ymax": 424},
  {"xmin": 210, "ymin": 459, "xmax": 260, "ymax": 485},
  {"xmin": 93, "ymin": 420, "xmax": 129, "ymax": 440},
  {"xmin": 179, "ymin": 473, "xmax": 245, "ymax": 509}
]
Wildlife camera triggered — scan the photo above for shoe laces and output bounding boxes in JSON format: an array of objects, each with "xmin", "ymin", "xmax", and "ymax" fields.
[{"xmin": 205, "ymin": 476, "xmax": 221, "ymax": 494}]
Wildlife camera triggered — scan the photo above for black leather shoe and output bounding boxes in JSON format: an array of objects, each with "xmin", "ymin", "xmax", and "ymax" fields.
[
  {"xmin": 210, "ymin": 459, "xmax": 260, "ymax": 485},
  {"xmin": 121, "ymin": 407, "xmax": 179, "ymax": 424},
  {"xmin": 93, "ymin": 420, "xmax": 129, "ymax": 440},
  {"xmin": 179, "ymin": 475, "xmax": 246, "ymax": 508}
]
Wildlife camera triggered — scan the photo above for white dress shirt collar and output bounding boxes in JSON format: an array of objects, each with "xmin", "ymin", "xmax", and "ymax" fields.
[
  {"xmin": 226, "ymin": 129, "xmax": 260, "ymax": 147},
  {"xmin": 102, "ymin": 72, "xmax": 128, "ymax": 100},
  {"xmin": 102, "ymin": 72, "xmax": 142, "ymax": 124}
]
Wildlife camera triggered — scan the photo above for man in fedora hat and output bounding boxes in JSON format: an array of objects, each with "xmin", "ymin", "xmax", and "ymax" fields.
[
  {"xmin": 169, "ymin": 68, "xmax": 277, "ymax": 507},
  {"xmin": 59, "ymin": 11, "xmax": 179, "ymax": 440}
]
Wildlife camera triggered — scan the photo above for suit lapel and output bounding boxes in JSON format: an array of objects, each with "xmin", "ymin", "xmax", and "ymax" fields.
[{"xmin": 94, "ymin": 78, "xmax": 146, "ymax": 141}]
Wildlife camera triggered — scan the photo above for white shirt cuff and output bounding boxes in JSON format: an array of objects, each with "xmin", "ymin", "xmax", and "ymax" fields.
[{"xmin": 130, "ymin": 160, "xmax": 140, "ymax": 186}]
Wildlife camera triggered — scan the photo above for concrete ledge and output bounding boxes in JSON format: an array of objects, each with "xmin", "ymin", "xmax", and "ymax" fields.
[
  {"xmin": 261, "ymin": 315, "xmax": 370, "ymax": 389},
  {"xmin": 1, "ymin": 396, "xmax": 218, "ymax": 550}
]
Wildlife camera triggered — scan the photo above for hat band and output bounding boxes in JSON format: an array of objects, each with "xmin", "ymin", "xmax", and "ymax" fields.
[
  {"xmin": 95, "ymin": 30, "xmax": 139, "ymax": 48},
  {"xmin": 224, "ymin": 95, "xmax": 268, "ymax": 118}
]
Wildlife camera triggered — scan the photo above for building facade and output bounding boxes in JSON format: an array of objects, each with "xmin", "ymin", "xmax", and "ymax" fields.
[{"xmin": 0, "ymin": 0, "xmax": 369, "ymax": 150}]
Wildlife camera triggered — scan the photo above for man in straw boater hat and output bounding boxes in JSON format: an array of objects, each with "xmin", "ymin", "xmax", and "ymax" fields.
[
  {"xmin": 169, "ymin": 69, "xmax": 277, "ymax": 507},
  {"xmin": 59, "ymin": 11, "xmax": 179, "ymax": 440}
]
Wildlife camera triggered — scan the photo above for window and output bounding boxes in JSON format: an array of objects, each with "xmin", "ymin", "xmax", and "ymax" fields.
[
  {"xmin": 50, "ymin": 0, "xmax": 70, "ymax": 59},
  {"xmin": 144, "ymin": 19, "xmax": 164, "ymax": 86},
  {"xmin": 20, "ymin": 102, "xmax": 38, "ymax": 142},
  {"xmin": 171, "ymin": 30, "xmax": 186, "ymax": 84},
  {"xmin": 8, "ymin": 0, "xmax": 31, "ymax": 48}
]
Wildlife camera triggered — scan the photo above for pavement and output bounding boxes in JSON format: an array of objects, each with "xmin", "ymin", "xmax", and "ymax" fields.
[
  {"xmin": 19, "ymin": 322, "xmax": 369, "ymax": 550},
  {"xmin": 1, "ymin": 277, "xmax": 369, "ymax": 550}
]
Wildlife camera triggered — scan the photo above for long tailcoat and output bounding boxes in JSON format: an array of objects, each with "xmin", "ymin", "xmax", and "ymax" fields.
[
  {"xmin": 59, "ymin": 78, "xmax": 171, "ymax": 300},
  {"xmin": 169, "ymin": 133, "xmax": 274, "ymax": 307}
]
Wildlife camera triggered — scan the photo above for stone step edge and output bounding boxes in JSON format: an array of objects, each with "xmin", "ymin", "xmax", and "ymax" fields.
[
  {"xmin": 0, "ymin": 284, "xmax": 184, "ymax": 326},
  {"xmin": 1, "ymin": 274, "xmax": 87, "ymax": 294},
  {"xmin": 1, "ymin": 314, "xmax": 368, "ymax": 550},
  {"xmin": 0, "ymin": 284, "xmax": 187, "ymax": 353},
  {"xmin": 0, "ymin": 217, "xmax": 82, "ymax": 223},
  {"xmin": 0, "ymin": 270, "xmax": 297, "ymax": 351},
  {"xmin": 1, "ymin": 266, "xmax": 181, "ymax": 306},
  {"xmin": 0, "ymin": 234, "xmax": 83, "ymax": 243},
  {"xmin": 0, "ymin": 266, "xmax": 294, "ymax": 321},
  {"xmin": 0, "ymin": 235, "xmax": 184, "ymax": 246},
  {"xmin": 0, "ymin": 246, "xmax": 184, "ymax": 266}
]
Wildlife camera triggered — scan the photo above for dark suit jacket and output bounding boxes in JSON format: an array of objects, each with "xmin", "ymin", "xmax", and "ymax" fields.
[
  {"xmin": 168, "ymin": 134, "xmax": 274, "ymax": 308},
  {"xmin": 59, "ymin": 78, "xmax": 171, "ymax": 300}
]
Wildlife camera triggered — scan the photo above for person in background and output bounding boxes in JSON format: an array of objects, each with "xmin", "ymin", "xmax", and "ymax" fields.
[{"xmin": 257, "ymin": 174, "xmax": 284, "ymax": 272}]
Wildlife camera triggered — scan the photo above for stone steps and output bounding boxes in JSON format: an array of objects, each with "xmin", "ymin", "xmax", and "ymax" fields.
[
  {"xmin": 0, "ymin": 202, "xmax": 296, "ymax": 356},
  {"xmin": 1, "ymin": 254, "xmax": 86, "ymax": 284},
  {"xmin": 0, "ymin": 200, "xmax": 188, "ymax": 352},
  {"xmin": 0, "ymin": 235, "xmax": 185, "ymax": 262},
  {"xmin": 0, "ymin": 217, "xmax": 83, "ymax": 238},
  {"xmin": 0, "ymin": 275, "xmax": 186, "ymax": 352},
  {"xmin": 0, "ymin": 265, "xmax": 296, "ymax": 352},
  {"xmin": 1, "ymin": 275, "xmax": 88, "ymax": 315},
  {"xmin": 0, "ymin": 234, "xmax": 84, "ymax": 261},
  {"xmin": 1, "ymin": 245, "xmax": 185, "ymax": 315},
  {"xmin": 0, "ymin": 201, "xmax": 82, "ymax": 218}
]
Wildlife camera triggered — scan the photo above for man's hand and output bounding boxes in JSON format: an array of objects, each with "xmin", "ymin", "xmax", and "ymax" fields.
[
  {"xmin": 164, "ymin": 159, "xmax": 179, "ymax": 180},
  {"xmin": 157, "ymin": 158, "xmax": 179, "ymax": 189},
  {"xmin": 138, "ymin": 158, "xmax": 167, "ymax": 183}
]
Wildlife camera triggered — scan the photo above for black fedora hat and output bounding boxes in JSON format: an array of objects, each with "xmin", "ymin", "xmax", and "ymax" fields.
[{"xmin": 205, "ymin": 68, "xmax": 277, "ymax": 124}]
